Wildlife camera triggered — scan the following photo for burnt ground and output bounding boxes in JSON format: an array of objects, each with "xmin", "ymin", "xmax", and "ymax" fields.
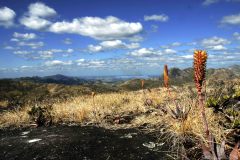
[{"xmin": 0, "ymin": 125, "xmax": 170, "ymax": 160}]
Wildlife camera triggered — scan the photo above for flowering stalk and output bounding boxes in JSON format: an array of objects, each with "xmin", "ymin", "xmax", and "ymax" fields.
[
  {"xmin": 193, "ymin": 50, "xmax": 216, "ymax": 158},
  {"xmin": 91, "ymin": 92, "xmax": 97, "ymax": 122},
  {"xmin": 141, "ymin": 79, "xmax": 145, "ymax": 89},
  {"xmin": 141, "ymin": 79, "xmax": 146, "ymax": 99},
  {"xmin": 164, "ymin": 64, "xmax": 171, "ymax": 97}
]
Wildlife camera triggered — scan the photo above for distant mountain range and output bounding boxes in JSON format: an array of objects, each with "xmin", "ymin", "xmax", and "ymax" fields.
[
  {"xmin": 16, "ymin": 74, "xmax": 90, "ymax": 85},
  {"xmin": 8, "ymin": 74, "xmax": 159, "ymax": 85},
  {"xmin": 162, "ymin": 65, "xmax": 240, "ymax": 85},
  {"xmin": 1, "ymin": 65, "xmax": 240, "ymax": 86}
]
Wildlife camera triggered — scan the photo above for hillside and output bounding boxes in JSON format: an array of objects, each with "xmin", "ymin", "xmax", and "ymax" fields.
[{"xmin": 0, "ymin": 65, "xmax": 239, "ymax": 109}]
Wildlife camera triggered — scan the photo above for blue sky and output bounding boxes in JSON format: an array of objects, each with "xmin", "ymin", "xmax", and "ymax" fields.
[{"xmin": 0, "ymin": 0, "xmax": 240, "ymax": 78}]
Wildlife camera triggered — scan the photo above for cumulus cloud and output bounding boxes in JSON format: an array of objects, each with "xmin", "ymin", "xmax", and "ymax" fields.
[
  {"xmin": 19, "ymin": 5, "xmax": 142, "ymax": 40},
  {"xmin": 87, "ymin": 40, "xmax": 140, "ymax": 52},
  {"xmin": 76, "ymin": 59, "xmax": 106, "ymax": 68},
  {"xmin": 4, "ymin": 46, "xmax": 15, "ymax": 50},
  {"xmin": 76, "ymin": 58, "xmax": 85, "ymax": 63},
  {"xmin": 0, "ymin": 7, "xmax": 16, "ymax": 27},
  {"xmin": 13, "ymin": 50, "xmax": 33, "ymax": 55},
  {"xmin": 18, "ymin": 41, "xmax": 44, "ymax": 49},
  {"xmin": 13, "ymin": 32, "xmax": 37, "ymax": 40},
  {"xmin": 20, "ymin": 2, "xmax": 56, "ymax": 30},
  {"xmin": 221, "ymin": 13, "xmax": 240, "ymax": 25},
  {"xmin": 164, "ymin": 48, "xmax": 177, "ymax": 54},
  {"xmin": 38, "ymin": 50, "xmax": 54, "ymax": 59},
  {"xmin": 201, "ymin": 36, "xmax": 230, "ymax": 51},
  {"xmin": 161, "ymin": 42, "xmax": 182, "ymax": 49},
  {"xmin": 171, "ymin": 42, "xmax": 182, "ymax": 47},
  {"xmin": 129, "ymin": 47, "xmax": 177, "ymax": 57},
  {"xmin": 181, "ymin": 55, "xmax": 193, "ymax": 59},
  {"xmin": 28, "ymin": 2, "xmax": 57, "ymax": 18},
  {"xmin": 20, "ymin": 15, "xmax": 52, "ymax": 30},
  {"xmin": 12, "ymin": 48, "xmax": 74, "ymax": 60},
  {"xmin": 45, "ymin": 60, "xmax": 72, "ymax": 66},
  {"xmin": 203, "ymin": 0, "xmax": 240, "ymax": 6},
  {"xmin": 87, "ymin": 45, "xmax": 103, "ymax": 52},
  {"xmin": 144, "ymin": 14, "xmax": 169, "ymax": 22},
  {"xmin": 49, "ymin": 16, "xmax": 143, "ymax": 40},
  {"xmin": 233, "ymin": 32, "xmax": 240, "ymax": 40},
  {"xmin": 202, "ymin": 0, "xmax": 219, "ymax": 6},
  {"xmin": 207, "ymin": 45, "xmax": 227, "ymax": 51},
  {"xmin": 129, "ymin": 48, "xmax": 160, "ymax": 57},
  {"xmin": 10, "ymin": 38, "xmax": 19, "ymax": 42},
  {"xmin": 37, "ymin": 48, "xmax": 73, "ymax": 59},
  {"xmin": 128, "ymin": 35, "xmax": 144, "ymax": 42},
  {"xmin": 63, "ymin": 38, "xmax": 72, "ymax": 45}
]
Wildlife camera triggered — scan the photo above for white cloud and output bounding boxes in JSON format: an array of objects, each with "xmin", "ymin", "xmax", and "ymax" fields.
[
  {"xmin": 89, "ymin": 60, "xmax": 105, "ymax": 66},
  {"xmin": 144, "ymin": 14, "xmax": 169, "ymax": 22},
  {"xmin": 28, "ymin": 2, "xmax": 56, "ymax": 18},
  {"xmin": 10, "ymin": 38, "xmax": 19, "ymax": 42},
  {"xmin": 20, "ymin": 2, "xmax": 56, "ymax": 30},
  {"xmin": 20, "ymin": 65, "xmax": 32, "ymax": 69},
  {"xmin": 221, "ymin": 13, "xmax": 240, "ymax": 25},
  {"xmin": 181, "ymin": 55, "xmax": 193, "ymax": 59},
  {"xmin": 49, "ymin": 16, "xmax": 143, "ymax": 40},
  {"xmin": 88, "ymin": 45, "xmax": 103, "ymax": 52},
  {"xmin": 13, "ymin": 32, "xmax": 37, "ymax": 40},
  {"xmin": 18, "ymin": 41, "xmax": 44, "ymax": 49},
  {"xmin": 100, "ymin": 40, "xmax": 139, "ymax": 49},
  {"xmin": 13, "ymin": 50, "xmax": 33, "ymax": 55},
  {"xmin": 203, "ymin": 0, "xmax": 240, "ymax": 6},
  {"xmin": 171, "ymin": 42, "xmax": 181, "ymax": 47},
  {"xmin": 76, "ymin": 59, "xmax": 85, "ymax": 63},
  {"xmin": 38, "ymin": 50, "xmax": 53, "ymax": 59},
  {"xmin": 37, "ymin": 48, "xmax": 74, "ymax": 59},
  {"xmin": 129, "ymin": 48, "xmax": 160, "ymax": 57},
  {"xmin": 129, "ymin": 35, "xmax": 144, "ymax": 42},
  {"xmin": 201, "ymin": 36, "xmax": 230, "ymax": 46},
  {"xmin": 164, "ymin": 48, "xmax": 177, "ymax": 54},
  {"xmin": 200, "ymin": 36, "xmax": 230, "ymax": 51},
  {"xmin": 76, "ymin": 59, "xmax": 108, "ymax": 68},
  {"xmin": 66, "ymin": 48, "xmax": 74, "ymax": 53},
  {"xmin": 202, "ymin": 0, "xmax": 219, "ymax": 6},
  {"xmin": 207, "ymin": 45, "xmax": 227, "ymax": 51},
  {"xmin": 20, "ymin": 16, "xmax": 52, "ymax": 30},
  {"xmin": 0, "ymin": 7, "xmax": 16, "ymax": 27},
  {"xmin": 4, "ymin": 46, "xmax": 15, "ymax": 50},
  {"xmin": 10, "ymin": 47, "xmax": 74, "ymax": 60},
  {"xmin": 63, "ymin": 38, "xmax": 72, "ymax": 45},
  {"xmin": 76, "ymin": 59, "xmax": 107, "ymax": 68},
  {"xmin": 45, "ymin": 60, "xmax": 72, "ymax": 66},
  {"xmin": 87, "ymin": 40, "xmax": 139, "ymax": 52},
  {"xmin": 233, "ymin": 32, "xmax": 240, "ymax": 40},
  {"xmin": 129, "ymin": 47, "xmax": 177, "ymax": 57},
  {"xmin": 150, "ymin": 25, "xmax": 158, "ymax": 32},
  {"xmin": 161, "ymin": 42, "xmax": 182, "ymax": 49}
]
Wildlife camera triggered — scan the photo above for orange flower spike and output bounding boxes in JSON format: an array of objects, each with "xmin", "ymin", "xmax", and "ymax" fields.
[
  {"xmin": 141, "ymin": 79, "xmax": 145, "ymax": 89},
  {"xmin": 194, "ymin": 50, "xmax": 207, "ymax": 94},
  {"xmin": 163, "ymin": 64, "xmax": 169, "ymax": 88},
  {"xmin": 91, "ymin": 92, "xmax": 95, "ymax": 97}
]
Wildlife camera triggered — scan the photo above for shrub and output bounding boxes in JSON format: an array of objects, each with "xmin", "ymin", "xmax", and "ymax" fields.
[{"xmin": 28, "ymin": 104, "xmax": 52, "ymax": 127}]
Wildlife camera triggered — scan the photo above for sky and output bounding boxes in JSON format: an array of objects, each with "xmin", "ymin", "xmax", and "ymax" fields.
[{"xmin": 0, "ymin": 0, "xmax": 240, "ymax": 78}]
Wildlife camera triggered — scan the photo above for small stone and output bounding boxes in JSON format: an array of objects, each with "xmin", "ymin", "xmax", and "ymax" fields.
[{"xmin": 143, "ymin": 142, "xmax": 156, "ymax": 149}]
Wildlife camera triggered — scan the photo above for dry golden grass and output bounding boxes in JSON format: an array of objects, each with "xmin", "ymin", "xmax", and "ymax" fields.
[
  {"xmin": 0, "ymin": 85, "xmax": 225, "ymax": 142},
  {"xmin": 0, "ymin": 107, "xmax": 30, "ymax": 128},
  {"xmin": 0, "ymin": 100, "xmax": 8, "ymax": 108}
]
